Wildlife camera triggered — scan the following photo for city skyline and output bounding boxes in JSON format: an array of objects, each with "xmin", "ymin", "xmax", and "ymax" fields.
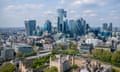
[{"xmin": 0, "ymin": 0, "xmax": 120, "ymax": 28}]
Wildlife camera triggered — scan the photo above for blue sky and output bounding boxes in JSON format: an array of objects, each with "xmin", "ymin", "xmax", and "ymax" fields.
[{"xmin": 0, "ymin": 0, "xmax": 120, "ymax": 28}]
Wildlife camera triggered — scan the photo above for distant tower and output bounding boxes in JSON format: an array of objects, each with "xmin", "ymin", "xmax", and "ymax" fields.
[
  {"xmin": 108, "ymin": 23, "xmax": 112, "ymax": 32},
  {"xmin": 57, "ymin": 9, "xmax": 67, "ymax": 33},
  {"xmin": 68, "ymin": 19, "xmax": 76, "ymax": 36},
  {"xmin": 102, "ymin": 23, "xmax": 108, "ymax": 31},
  {"xmin": 44, "ymin": 20, "xmax": 52, "ymax": 33},
  {"xmin": 25, "ymin": 20, "xmax": 36, "ymax": 36},
  {"xmin": 108, "ymin": 23, "xmax": 112, "ymax": 36}
]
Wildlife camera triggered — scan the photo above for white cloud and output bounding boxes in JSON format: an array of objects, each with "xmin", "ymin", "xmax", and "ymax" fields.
[
  {"xmin": 59, "ymin": 0, "xmax": 65, "ymax": 4},
  {"xmin": 83, "ymin": 10, "xmax": 97, "ymax": 17},
  {"xmin": 69, "ymin": 10, "xmax": 76, "ymax": 14},
  {"xmin": 44, "ymin": 10, "xmax": 54, "ymax": 15},
  {"xmin": 98, "ymin": 2, "xmax": 107, "ymax": 6},
  {"xmin": 5, "ymin": 4, "xmax": 44, "ymax": 10},
  {"xmin": 113, "ymin": 16, "xmax": 119, "ymax": 19},
  {"xmin": 89, "ymin": 13, "xmax": 97, "ymax": 16},
  {"xmin": 83, "ymin": 10, "xmax": 93, "ymax": 13},
  {"xmin": 83, "ymin": 0, "xmax": 95, "ymax": 4},
  {"xmin": 0, "ymin": 0, "xmax": 11, "ymax": 2},
  {"xmin": 100, "ymin": 18, "xmax": 105, "ymax": 21},
  {"xmin": 71, "ymin": 0, "xmax": 82, "ymax": 7},
  {"xmin": 71, "ymin": 0, "xmax": 95, "ymax": 7}
]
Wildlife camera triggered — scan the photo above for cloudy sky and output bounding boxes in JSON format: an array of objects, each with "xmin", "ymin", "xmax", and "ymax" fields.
[{"xmin": 0, "ymin": 0, "xmax": 120, "ymax": 28}]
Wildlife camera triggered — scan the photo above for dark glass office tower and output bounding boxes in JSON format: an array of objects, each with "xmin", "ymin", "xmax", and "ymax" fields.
[
  {"xmin": 25, "ymin": 20, "xmax": 36, "ymax": 36},
  {"xmin": 44, "ymin": 20, "xmax": 52, "ymax": 33},
  {"xmin": 102, "ymin": 23, "xmax": 108, "ymax": 31},
  {"xmin": 57, "ymin": 9, "xmax": 67, "ymax": 33},
  {"xmin": 108, "ymin": 22, "xmax": 112, "ymax": 32}
]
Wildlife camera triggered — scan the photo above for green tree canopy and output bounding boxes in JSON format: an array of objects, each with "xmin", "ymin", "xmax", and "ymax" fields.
[
  {"xmin": 44, "ymin": 66, "xmax": 58, "ymax": 72},
  {"xmin": 0, "ymin": 63, "xmax": 16, "ymax": 72},
  {"xmin": 69, "ymin": 42, "xmax": 77, "ymax": 50},
  {"xmin": 92, "ymin": 49, "xmax": 120, "ymax": 68},
  {"xmin": 111, "ymin": 51, "xmax": 120, "ymax": 67},
  {"xmin": 72, "ymin": 64, "xmax": 78, "ymax": 69},
  {"xmin": 16, "ymin": 52, "xmax": 22, "ymax": 58},
  {"xmin": 57, "ymin": 43, "xmax": 63, "ymax": 49}
]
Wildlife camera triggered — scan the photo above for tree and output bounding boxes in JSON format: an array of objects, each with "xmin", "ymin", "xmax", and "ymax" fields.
[
  {"xmin": 102, "ymin": 50, "xmax": 112, "ymax": 62},
  {"xmin": 112, "ymin": 68, "xmax": 119, "ymax": 72},
  {"xmin": 23, "ymin": 51, "xmax": 36, "ymax": 57},
  {"xmin": 72, "ymin": 64, "xmax": 78, "ymax": 69},
  {"xmin": 57, "ymin": 43, "xmax": 63, "ymax": 50},
  {"xmin": 44, "ymin": 66, "xmax": 58, "ymax": 72},
  {"xmin": 92, "ymin": 49, "xmax": 120, "ymax": 67},
  {"xmin": 111, "ymin": 51, "xmax": 120, "ymax": 67},
  {"xmin": 69, "ymin": 42, "xmax": 77, "ymax": 50},
  {"xmin": 0, "ymin": 63, "xmax": 16, "ymax": 72},
  {"xmin": 16, "ymin": 52, "xmax": 22, "ymax": 58}
]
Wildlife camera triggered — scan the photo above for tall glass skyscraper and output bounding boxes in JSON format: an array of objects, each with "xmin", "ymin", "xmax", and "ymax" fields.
[
  {"xmin": 57, "ymin": 9, "xmax": 67, "ymax": 33},
  {"xmin": 108, "ymin": 23, "xmax": 112, "ymax": 32},
  {"xmin": 101, "ymin": 23, "xmax": 112, "ymax": 37},
  {"xmin": 44, "ymin": 20, "xmax": 52, "ymax": 33},
  {"xmin": 102, "ymin": 23, "xmax": 108, "ymax": 31},
  {"xmin": 68, "ymin": 18, "xmax": 86, "ymax": 36},
  {"xmin": 25, "ymin": 20, "xmax": 36, "ymax": 36}
]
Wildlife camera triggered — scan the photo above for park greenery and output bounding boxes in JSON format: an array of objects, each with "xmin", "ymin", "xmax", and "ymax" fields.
[
  {"xmin": 30, "ymin": 54, "xmax": 56, "ymax": 70},
  {"xmin": 23, "ymin": 51, "xmax": 37, "ymax": 57},
  {"xmin": 53, "ymin": 42, "xmax": 79, "ymax": 55},
  {"xmin": 52, "ymin": 49, "xmax": 78, "ymax": 55},
  {"xmin": 16, "ymin": 51, "xmax": 37, "ymax": 58},
  {"xmin": 72, "ymin": 64, "xmax": 79, "ymax": 69},
  {"xmin": 44, "ymin": 66, "xmax": 58, "ymax": 72},
  {"xmin": 112, "ymin": 68, "xmax": 119, "ymax": 72},
  {"xmin": 92, "ymin": 49, "xmax": 120, "ymax": 67},
  {"xmin": 0, "ymin": 63, "xmax": 16, "ymax": 72}
]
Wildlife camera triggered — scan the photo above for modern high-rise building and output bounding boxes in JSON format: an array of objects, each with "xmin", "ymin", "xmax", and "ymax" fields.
[
  {"xmin": 36, "ymin": 26, "xmax": 43, "ymax": 36},
  {"xmin": 57, "ymin": 9, "xmax": 67, "ymax": 33},
  {"xmin": 68, "ymin": 18, "xmax": 88, "ymax": 36},
  {"xmin": 101, "ymin": 23, "xmax": 113, "ymax": 37},
  {"xmin": 68, "ymin": 19, "xmax": 76, "ymax": 36},
  {"xmin": 75, "ymin": 19, "xmax": 83, "ymax": 35},
  {"xmin": 44, "ymin": 20, "xmax": 52, "ymax": 33},
  {"xmin": 108, "ymin": 22, "xmax": 112, "ymax": 32},
  {"xmin": 102, "ymin": 23, "xmax": 108, "ymax": 31},
  {"xmin": 25, "ymin": 20, "xmax": 36, "ymax": 36}
]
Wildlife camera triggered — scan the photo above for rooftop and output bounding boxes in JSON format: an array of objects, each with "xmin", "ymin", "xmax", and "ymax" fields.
[{"xmin": 13, "ymin": 43, "xmax": 31, "ymax": 48}]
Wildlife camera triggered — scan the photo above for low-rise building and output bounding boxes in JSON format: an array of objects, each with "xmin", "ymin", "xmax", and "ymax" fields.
[
  {"xmin": 2, "ymin": 48, "xmax": 14, "ymax": 60},
  {"xmin": 80, "ymin": 43, "xmax": 94, "ymax": 53},
  {"xmin": 43, "ymin": 44, "xmax": 53, "ymax": 50},
  {"xmin": 1, "ymin": 47, "xmax": 14, "ymax": 61},
  {"xmin": 50, "ymin": 55, "xmax": 73, "ymax": 72},
  {"xmin": 12, "ymin": 43, "xmax": 33, "ymax": 54}
]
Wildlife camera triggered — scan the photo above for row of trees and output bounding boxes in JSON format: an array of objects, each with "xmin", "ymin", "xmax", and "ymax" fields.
[
  {"xmin": 44, "ymin": 66, "xmax": 58, "ymax": 72},
  {"xmin": 16, "ymin": 51, "xmax": 37, "ymax": 58},
  {"xmin": 54, "ymin": 42, "xmax": 79, "ymax": 55},
  {"xmin": 52, "ymin": 49, "xmax": 78, "ymax": 55},
  {"xmin": 0, "ymin": 63, "xmax": 16, "ymax": 72},
  {"xmin": 57, "ymin": 42, "xmax": 77, "ymax": 50},
  {"xmin": 92, "ymin": 49, "xmax": 120, "ymax": 67}
]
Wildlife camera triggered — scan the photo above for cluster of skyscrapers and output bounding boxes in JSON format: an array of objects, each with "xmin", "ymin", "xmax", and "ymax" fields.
[
  {"xmin": 101, "ymin": 23, "xmax": 112, "ymax": 37},
  {"xmin": 57, "ymin": 9, "xmax": 89, "ymax": 37},
  {"xmin": 25, "ymin": 19, "xmax": 52, "ymax": 36},
  {"xmin": 25, "ymin": 9, "xmax": 89, "ymax": 37}
]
